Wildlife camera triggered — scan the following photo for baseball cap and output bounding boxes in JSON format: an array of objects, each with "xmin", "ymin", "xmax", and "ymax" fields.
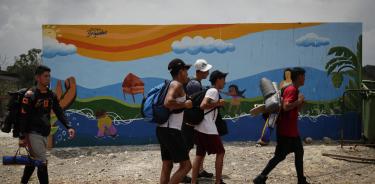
[
  {"xmin": 168, "ymin": 58, "xmax": 191, "ymax": 72},
  {"xmin": 209, "ymin": 70, "xmax": 228, "ymax": 84},
  {"xmin": 194, "ymin": 59, "xmax": 212, "ymax": 72}
]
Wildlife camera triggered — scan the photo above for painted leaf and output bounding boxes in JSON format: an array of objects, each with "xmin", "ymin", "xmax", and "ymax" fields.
[{"xmin": 331, "ymin": 72, "xmax": 343, "ymax": 88}]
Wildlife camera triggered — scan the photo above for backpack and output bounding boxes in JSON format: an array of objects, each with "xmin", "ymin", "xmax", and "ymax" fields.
[
  {"xmin": 0, "ymin": 88, "xmax": 34, "ymax": 138},
  {"xmin": 184, "ymin": 78, "xmax": 203, "ymax": 95},
  {"xmin": 141, "ymin": 80, "xmax": 172, "ymax": 124},
  {"xmin": 183, "ymin": 88, "xmax": 218, "ymax": 125}
]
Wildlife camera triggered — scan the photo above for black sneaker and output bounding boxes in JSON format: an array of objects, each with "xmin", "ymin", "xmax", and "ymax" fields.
[
  {"xmin": 253, "ymin": 174, "xmax": 267, "ymax": 184},
  {"xmin": 198, "ymin": 170, "xmax": 214, "ymax": 178},
  {"xmin": 298, "ymin": 176, "xmax": 310, "ymax": 184},
  {"xmin": 181, "ymin": 176, "xmax": 192, "ymax": 183},
  {"xmin": 219, "ymin": 179, "xmax": 226, "ymax": 184}
]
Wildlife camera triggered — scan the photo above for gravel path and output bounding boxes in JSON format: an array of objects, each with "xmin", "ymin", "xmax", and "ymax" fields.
[{"xmin": 1, "ymin": 133, "xmax": 375, "ymax": 184}]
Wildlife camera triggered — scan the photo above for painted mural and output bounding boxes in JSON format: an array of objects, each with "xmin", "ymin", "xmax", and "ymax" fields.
[{"xmin": 41, "ymin": 23, "xmax": 363, "ymax": 147}]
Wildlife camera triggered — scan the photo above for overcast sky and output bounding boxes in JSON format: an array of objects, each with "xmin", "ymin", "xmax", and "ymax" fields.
[{"xmin": 0, "ymin": 0, "xmax": 374, "ymax": 68}]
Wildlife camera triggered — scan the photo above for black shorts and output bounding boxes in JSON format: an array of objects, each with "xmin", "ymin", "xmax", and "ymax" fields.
[
  {"xmin": 181, "ymin": 123, "xmax": 195, "ymax": 151},
  {"xmin": 156, "ymin": 127, "xmax": 190, "ymax": 163}
]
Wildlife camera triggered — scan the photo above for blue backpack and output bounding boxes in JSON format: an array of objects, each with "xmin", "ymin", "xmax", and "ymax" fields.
[{"xmin": 141, "ymin": 80, "xmax": 171, "ymax": 124}]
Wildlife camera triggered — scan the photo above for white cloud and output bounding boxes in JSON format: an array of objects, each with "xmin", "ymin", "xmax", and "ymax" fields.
[
  {"xmin": 296, "ymin": 33, "xmax": 330, "ymax": 47},
  {"xmin": 42, "ymin": 37, "xmax": 76, "ymax": 58},
  {"xmin": 172, "ymin": 36, "xmax": 235, "ymax": 55}
]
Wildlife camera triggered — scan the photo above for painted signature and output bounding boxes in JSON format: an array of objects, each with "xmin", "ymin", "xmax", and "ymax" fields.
[{"xmin": 87, "ymin": 28, "xmax": 107, "ymax": 38}]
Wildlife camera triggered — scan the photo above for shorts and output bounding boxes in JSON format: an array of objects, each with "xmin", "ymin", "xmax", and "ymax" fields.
[
  {"xmin": 181, "ymin": 123, "xmax": 195, "ymax": 151},
  {"xmin": 194, "ymin": 130, "xmax": 225, "ymax": 156},
  {"xmin": 26, "ymin": 133, "xmax": 48, "ymax": 163},
  {"xmin": 156, "ymin": 127, "xmax": 189, "ymax": 163}
]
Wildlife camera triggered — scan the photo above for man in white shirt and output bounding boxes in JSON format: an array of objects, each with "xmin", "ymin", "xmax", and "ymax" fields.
[{"xmin": 191, "ymin": 70, "xmax": 227, "ymax": 184}]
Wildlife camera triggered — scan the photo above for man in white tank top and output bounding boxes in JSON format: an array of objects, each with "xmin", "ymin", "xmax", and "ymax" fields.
[{"xmin": 156, "ymin": 58, "xmax": 193, "ymax": 184}]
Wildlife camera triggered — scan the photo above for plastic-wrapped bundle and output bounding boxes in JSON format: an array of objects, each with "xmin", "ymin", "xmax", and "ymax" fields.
[
  {"xmin": 260, "ymin": 78, "xmax": 281, "ymax": 113},
  {"xmin": 260, "ymin": 78, "xmax": 276, "ymax": 99}
]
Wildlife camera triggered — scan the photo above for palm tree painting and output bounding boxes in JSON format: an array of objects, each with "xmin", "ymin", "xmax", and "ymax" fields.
[{"xmin": 325, "ymin": 35, "xmax": 362, "ymax": 110}]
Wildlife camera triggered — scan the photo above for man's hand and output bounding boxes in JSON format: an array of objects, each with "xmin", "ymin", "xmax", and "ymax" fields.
[
  {"xmin": 184, "ymin": 100, "xmax": 193, "ymax": 109},
  {"xmin": 19, "ymin": 139, "xmax": 27, "ymax": 147},
  {"xmin": 68, "ymin": 128, "xmax": 76, "ymax": 139},
  {"xmin": 217, "ymin": 99, "xmax": 225, "ymax": 107}
]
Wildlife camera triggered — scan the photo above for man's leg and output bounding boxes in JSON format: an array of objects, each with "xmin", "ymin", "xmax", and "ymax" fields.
[
  {"xmin": 28, "ymin": 133, "xmax": 48, "ymax": 184},
  {"xmin": 294, "ymin": 138, "xmax": 307, "ymax": 183},
  {"xmin": 254, "ymin": 136, "xmax": 289, "ymax": 183},
  {"xmin": 192, "ymin": 155, "xmax": 204, "ymax": 184},
  {"xmin": 160, "ymin": 160, "xmax": 173, "ymax": 184},
  {"xmin": 37, "ymin": 164, "xmax": 49, "ymax": 184},
  {"xmin": 21, "ymin": 165, "xmax": 35, "ymax": 184},
  {"xmin": 25, "ymin": 133, "xmax": 48, "ymax": 184},
  {"xmin": 198, "ymin": 156, "xmax": 214, "ymax": 178},
  {"xmin": 260, "ymin": 144, "xmax": 288, "ymax": 176},
  {"xmin": 215, "ymin": 152, "xmax": 225, "ymax": 184},
  {"xmin": 199, "ymin": 156, "xmax": 205, "ymax": 171},
  {"xmin": 169, "ymin": 160, "xmax": 192, "ymax": 184},
  {"xmin": 21, "ymin": 135, "xmax": 35, "ymax": 183}
]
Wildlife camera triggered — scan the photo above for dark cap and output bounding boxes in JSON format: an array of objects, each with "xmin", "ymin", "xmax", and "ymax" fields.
[
  {"xmin": 168, "ymin": 58, "xmax": 191, "ymax": 72},
  {"xmin": 209, "ymin": 70, "xmax": 228, "ymax": 84}
]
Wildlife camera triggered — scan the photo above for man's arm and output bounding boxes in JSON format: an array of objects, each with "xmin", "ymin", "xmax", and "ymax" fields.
[
  {"xmin": 282, "ymin": 89, "xmax": 304, "ymax": 111},
  {"xmin": 200, "ymin": 97, "xmax": 224, "ymax": 110},
  {"xmin": 19, "ymin": 91, "xmax": 33, "ymax": 140},
  {"xmin": 200, "ymin": 89, "xmax": 225, "ymax": 110},
  {"xmin": 164, "ymin": 82, "xmax": 192, "ymax": 110}
]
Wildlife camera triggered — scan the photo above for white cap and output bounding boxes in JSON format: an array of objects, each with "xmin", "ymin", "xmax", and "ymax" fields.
[{"xmin": 194, "ymin": 59, "xmax": 212, "ymax": 72}]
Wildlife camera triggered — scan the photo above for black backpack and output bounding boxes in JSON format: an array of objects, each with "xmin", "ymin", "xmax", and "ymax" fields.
[
  {"xmin": 183, "ymin": 89, "xmax": 218, "ymax": 125},
  {"xmin": 0, "ymin": 88, "xmax": 34, "ymax": 138}
]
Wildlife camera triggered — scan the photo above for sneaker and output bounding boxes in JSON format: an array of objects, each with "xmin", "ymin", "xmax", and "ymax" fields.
[
  {"xmin": 198, "ymin": 170, "xmax": 214, "ymax": 178},
  {"xmin": 219, "ymin": 179, "xmax": 226, "ymax": 184},
  {"xmin": 180, "ymin": 176, "xmax": 192, "ymax": 183},
  {"xmin": 253, "ymin": 174, "xmax": 267, "ymax": 184},
  {"xmin": 298, "ymin": 176, "xmax": 310, "ymax": 184}
]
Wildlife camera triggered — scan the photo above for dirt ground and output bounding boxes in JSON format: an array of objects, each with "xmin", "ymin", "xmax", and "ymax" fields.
[{"xmin": 1, "ymin": 132, "xmax": 375, "ymax": 184}]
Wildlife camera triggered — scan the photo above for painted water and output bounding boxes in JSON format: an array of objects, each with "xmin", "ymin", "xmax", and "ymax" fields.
[{"xmin": 54, "ymin": 109, "xmax": 361, "ymax": 147}]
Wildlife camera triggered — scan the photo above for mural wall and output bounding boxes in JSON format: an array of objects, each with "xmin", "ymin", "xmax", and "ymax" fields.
[{"xmin": 42, "ymin": 23, "xmax": 363, "ymax": 147}]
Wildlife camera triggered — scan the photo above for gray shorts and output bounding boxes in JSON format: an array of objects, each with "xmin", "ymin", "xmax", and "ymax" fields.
[{"xmin": 27, "ymin": 133, "xmax": 48, "ymax": 163}]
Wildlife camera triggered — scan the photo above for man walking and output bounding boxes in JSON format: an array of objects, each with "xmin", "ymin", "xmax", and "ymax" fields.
[
  {"xmin": 191, "ymin": 70, "xmax": 227, "ymax": 184},
  {"xmin": 19, "ymin": 65, "xmax": 76, "ymax": 184},
  {"xmin": 181, "ymin": 59, "xmax": 214, "ymax": 183},
  {"xmin": 157, "ymin": 58, "xmax": 193, "ymax": 184},
  {"xmin": 253, "ymin": 67, "xmax": 309, "ymax": 184}
]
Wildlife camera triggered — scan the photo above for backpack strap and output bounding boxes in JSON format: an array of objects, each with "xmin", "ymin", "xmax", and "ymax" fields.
[
  {"xmin": 204, "ymin": 107, "xmax": 218, "ymax": 115},
  {"xmin": 203, "ymin": 88, "xmax": 222, "ymax": 116}
]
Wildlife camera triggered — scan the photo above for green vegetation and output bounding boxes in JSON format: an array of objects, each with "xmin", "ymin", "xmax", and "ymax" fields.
[{"xmin": 326, "ymin": 35, "xmax": 362, "ymax": 111}]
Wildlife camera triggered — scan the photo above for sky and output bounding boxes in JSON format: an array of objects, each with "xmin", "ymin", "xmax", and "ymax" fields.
[{"xmin": 0, "ymin": 0, "xmax": 375, "ymax": 69}]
